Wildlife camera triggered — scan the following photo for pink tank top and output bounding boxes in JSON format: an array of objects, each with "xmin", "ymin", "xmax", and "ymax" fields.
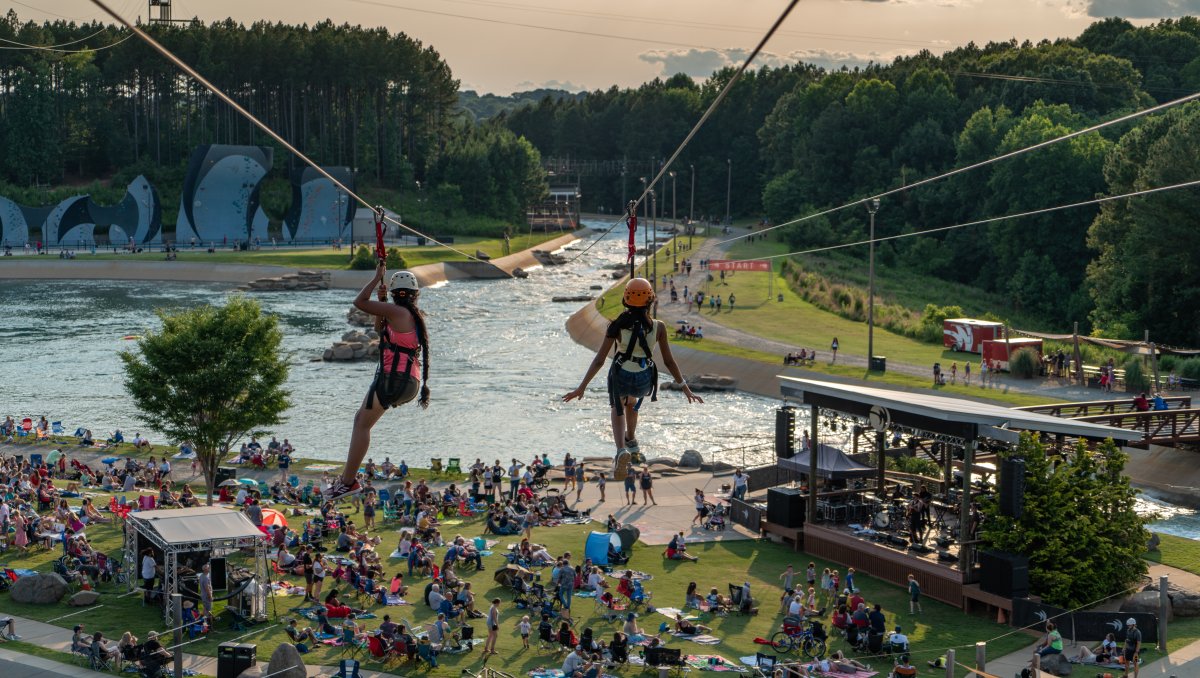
[{"xmin": 381, "ymin": 325, "xmax": 421, "ymax": 379}]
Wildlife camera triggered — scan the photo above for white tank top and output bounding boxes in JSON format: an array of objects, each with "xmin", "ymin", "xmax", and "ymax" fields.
[{"xmin": 615, "ymin": 320, "xmax": 661, "ymax": 373}]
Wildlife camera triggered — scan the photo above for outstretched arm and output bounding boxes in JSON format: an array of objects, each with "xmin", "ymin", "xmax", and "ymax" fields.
[
  {"xmin": 563, "ymin": 336, "xmax": 618, "ymax": 402},
  {"xmin": 656, "ymin": 322, "xmax": 703, "ymax": 404}
]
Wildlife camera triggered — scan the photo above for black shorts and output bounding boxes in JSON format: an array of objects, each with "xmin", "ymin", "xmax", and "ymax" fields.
[
  {"xmin": 1124, "ymin": 648, "xmax": 1137, "ymax": 662},
  {"xmin": 371, "ymin": 371, "xmax": 419, "ymax": 409}
]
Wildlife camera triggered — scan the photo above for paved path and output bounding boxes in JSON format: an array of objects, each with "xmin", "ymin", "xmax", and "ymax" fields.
[
  {"xmin": 0, "ymin": 647, "xmax": 113, "ymax": 678},
  {"xmin": 653, "ymin": 230, "xmax": 1130, "ymax": 402}
]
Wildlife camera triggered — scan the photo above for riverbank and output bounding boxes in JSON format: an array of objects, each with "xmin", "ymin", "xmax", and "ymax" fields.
[{"xmin": 0, "ymin": 231, "xmax": 584, "ymax": 289}]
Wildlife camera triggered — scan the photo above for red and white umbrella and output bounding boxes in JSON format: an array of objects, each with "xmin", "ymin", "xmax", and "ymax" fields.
[{"xmin": 260, "ymin": 508, "xmax": 288, "ymax": 529}]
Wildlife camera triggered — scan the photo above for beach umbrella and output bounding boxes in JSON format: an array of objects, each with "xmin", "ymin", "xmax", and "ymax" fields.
[
  {"xmin": 237, "ymin": 478, "xmax": 258, "ymax": 486},
  {"xmin": 260, "ymin": 508, "xmax": 287, "ymax": 529},
  {"xmin": 218, "ymin": 479, "xmax": 241, "ymax": 487},
  {"xmin": 101, "ymin": 457, "xmax": 120, "ymax": 465}
]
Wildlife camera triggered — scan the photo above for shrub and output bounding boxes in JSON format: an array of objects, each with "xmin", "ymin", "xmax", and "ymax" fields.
[
  {"xmin": 889, "ymin": 455, "xmax": 942, "ymax": 478},
  {"xmin": 1158, "ymin": 355, "xmax": 1179, "ymax": 374},
  {"xmin": 1181, "ymin": 357, "xmax": 1200, "ymax": 382},
  {"xmin": 385, "ymin": 246, "xmax": 407, "ymax": 270},
  {"xmin": 1124, "ymin": 358, "xmax": 1150, "ymax": 393},
  {"xmin": 349, "ymin": 245, "xmax": 375, "ymax": 270},
  {"xmin": 1009, "ymin": 347, "xmax": 1040, "ymax": 379}
]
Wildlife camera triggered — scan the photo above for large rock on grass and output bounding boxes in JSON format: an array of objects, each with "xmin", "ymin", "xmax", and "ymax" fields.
[
  {"xmin": 68, "ymin": 590, "xmax": 101, "ymax": 606},
  {"xmin": 236, "ymin": 668, "xmax": 263, "ymax": 678},
  {"xmin": 678, "ymin": 450, "xmax": 704, "ymax": 468},
  {"xmin": 1039, "ymin": 653, "xmax": 1073, "ymax": 676},
  {"xmin": 1121, "ymin": 591, "xmax": 1173, "ymax": 621},
  {"xmin": 10, "ymin": 573, "xmax": 69, "ymax": 604},
  {"xmin": 265, "ymin": 643, "xmax": 306, "ymax": 678}
]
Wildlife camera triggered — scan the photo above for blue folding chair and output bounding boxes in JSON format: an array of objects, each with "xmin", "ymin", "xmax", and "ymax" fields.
[
  {"xmin": 377, "ymin": 489, "xmax": 392, "ymax": 504},
  {"xmin": 51, "ymin": 422, "xmax": 64, "ymax": 435},
  {"xmin": 30, "ymin": 453, "xmax": 43, "ymax": 467},
  {"xmin": 335, "ymin": 659, "xmax": 361, "ymax": 678}
]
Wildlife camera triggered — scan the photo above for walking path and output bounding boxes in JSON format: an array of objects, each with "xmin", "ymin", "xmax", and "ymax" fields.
[{"xmin": 652, "ymin": 230, "xmax": 1122, "ymax": 402}]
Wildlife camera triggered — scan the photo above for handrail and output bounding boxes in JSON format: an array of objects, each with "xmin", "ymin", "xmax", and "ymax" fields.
[{"xmin": 1016, "ymin": 396, "xmax": 1191, "ymax": 418}]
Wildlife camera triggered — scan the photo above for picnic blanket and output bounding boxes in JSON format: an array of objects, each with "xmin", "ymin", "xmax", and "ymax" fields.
[
  {"xmin": 575, "ymin": 590, "xmax": 598, "ymax": 598},
  {"xmin": 685, "ymin": 655, "xmax": 746, "ymax": 672},
  {"xmin": 384, "ymin": 595, "xmax": 409, "ymax": 606},
  {"xmin": 654, "ymin": 607, "xmax": 702, "ymax": 622},
  {"xmin": 1069, "ymin": 657, "xmax": 1142, "ymax": 668},
  {"xmin": 673, "ymin": 632, "xmax": 722, "ymax": 645},
  {"xmin": 306, "ymin": 464, "xmax": 339, "ymax": 472},
  {"xmin": 605, "ymin": 570, "xmax": 653, "ymax": 582}
]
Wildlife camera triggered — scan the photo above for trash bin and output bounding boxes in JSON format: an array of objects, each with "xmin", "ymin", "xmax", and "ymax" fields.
[{"xmin": 869, "ymin": 356, "xmax": 887, "ymax": 372}]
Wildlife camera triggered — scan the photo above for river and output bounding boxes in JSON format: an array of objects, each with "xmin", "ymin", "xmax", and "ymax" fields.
[{"xmin": 0, "ymin": 223, "xmax": 784, "ymax": 469}]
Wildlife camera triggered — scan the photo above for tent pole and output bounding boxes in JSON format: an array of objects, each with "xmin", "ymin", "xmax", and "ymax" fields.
[{"xmin": 809, "ymin": 405, "xmax": 819, "ymax": 523}]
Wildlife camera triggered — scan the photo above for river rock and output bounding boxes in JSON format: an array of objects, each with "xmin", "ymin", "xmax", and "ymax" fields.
[
  {"xmin": 1039, "ymin": 653, "xmax": 1072, "ymax": 676},
  {"xmin": 347, "ymin": 307, "xmax": 372, "ymax": 326},
  {"xmin": 678, "ymin": 450, "xmax": 704, "ymax": 468},
  {"xmin": 513, "ymin": 268, "xmax": 529, "ymax": 279},
  {"xmin": 1121, "ymin": 591, "xmax": 1172, "ymax": 620},
  {"xmin": 331, "ymin": 344, "xmax": 355, "ymax": 360},
  {"xmin": 352, "ymin": 346, "xmax": 368, "ymax": 359},
  {"xmin": 265, "ymin": 643, "xmax": 305, "ymax": 678},
  {"xmin": 323, "ymin": 348, "xmax": 333, "ymax": 361},
  {"xmin": 552, "ymin": 295, "xmax": 594, "ymax": 302},
  {"xmin": 243, "ymin": 269, "xmax": 330, "ymax": 292},
  {"xmin": 11, "ymin": 572, "xmax": 69, "ymax": 604},
  {"xmin": 590, "ymin": 285, "xmax": 603, "ymax": 290},
  {"xmin": 475, "ymin": 249, "xmax": 491, "ymax": 261}
]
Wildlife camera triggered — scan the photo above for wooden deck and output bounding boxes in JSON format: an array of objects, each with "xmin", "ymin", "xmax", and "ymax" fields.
[
  {"xmin": 1016, "ymin": 396, "xmax": 1191, "ymax": 418},
  {"xmin": 801, "ymin": 523, "xmax": 966, "ymax": 607}
]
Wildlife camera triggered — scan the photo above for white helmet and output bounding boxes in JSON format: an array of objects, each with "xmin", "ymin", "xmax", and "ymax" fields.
[{"xmin": 388, "ymin": 271, "xmax": 419, "ymax": 292}]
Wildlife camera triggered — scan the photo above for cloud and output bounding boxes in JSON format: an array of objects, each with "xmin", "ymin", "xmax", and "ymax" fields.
[
  {"xmin": 638, "ymin": 47, "xmax": 899, "ymax": 78},
  {"xmin": 1082, "ymin": 0, "xmax": 1200, "ymax": 17},
  {"xmin": 512, "ymin": 79, "xmax": 587, "ymax": 93},
  {"xmin": 1047, "ymin": 0, "xmax": 1200, "ymax": 17}
]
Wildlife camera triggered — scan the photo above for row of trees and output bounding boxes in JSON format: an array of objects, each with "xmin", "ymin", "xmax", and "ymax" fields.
[{"xmin": 502, "ymin": 18, "xmax": 1200, "ymax": 344}]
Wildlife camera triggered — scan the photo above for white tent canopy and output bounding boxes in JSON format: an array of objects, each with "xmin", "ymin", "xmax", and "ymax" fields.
[{"xmin": 130, "ymin": 506, "xmax": 263, "ymax": 544}]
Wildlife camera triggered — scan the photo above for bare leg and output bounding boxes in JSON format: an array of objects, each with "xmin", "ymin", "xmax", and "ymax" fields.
[
  {"xmin": 609, "ymin": 406, "xmax": 626, "ymax": 451},
  {"xmin": 341, "ymin": 392, "xmax": 388, "ymax": 485},
  {"xmin": 624, "ymin": 400, "xmax": 639, "ymax": 443}
]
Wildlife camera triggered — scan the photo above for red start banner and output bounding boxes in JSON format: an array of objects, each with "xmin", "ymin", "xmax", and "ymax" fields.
[{"xmin": 708, "ymin": 259, "xmax": 771, "ymax": 272}]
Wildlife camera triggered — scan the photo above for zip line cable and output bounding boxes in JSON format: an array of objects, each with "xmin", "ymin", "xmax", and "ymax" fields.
[
  {"xmin": 728, "ymin": 177, "xmax": 1200, "ymax": 262},
  {"xmin": 0, "ymin": 31, "xmax": 135, "ymax": 52},
  {"xmin": 716, "ymin": 88, "xmax": 1200, "ymax": 247},
  {"xmin": 0, "ymin": 26, "xmax": 112, "ymax": 49},
  {"xmin": 567, "ymin": 0, "xmax": 804, "ymax": 265},
  {"xmin": 85, "ymin": 0, "xmax": 485, "ymax": 264}
]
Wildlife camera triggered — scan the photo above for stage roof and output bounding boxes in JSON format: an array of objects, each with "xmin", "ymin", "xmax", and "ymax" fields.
[
  {"xmin": 129, "ymin": 506, "xmax": 263, "ymax": 544},
  {"xmin": 779, "ymin": 376, "xmax": 1141, "ymax": 442}
]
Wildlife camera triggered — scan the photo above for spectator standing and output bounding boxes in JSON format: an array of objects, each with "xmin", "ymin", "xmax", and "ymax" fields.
[
  {"xmin": 831, "ymin": 337, "xmax": 839, "ymax": 363},
  {"xmin": 732, "ymin": 468, "xmax": 748, "ymax": 501},
  {"xmin": 483, "ymin": 598, "xmax": 501, "ymax": 656}
]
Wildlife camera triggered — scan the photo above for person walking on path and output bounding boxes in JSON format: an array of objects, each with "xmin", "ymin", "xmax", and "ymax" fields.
[
  {"xmin": 574, "ymin": 463, "xmax": 586, "ymax": 502},
  {"xmin": 831, "ymin": 337, "xmax": 839, "ymax": 363},
  {"xmin": 596, "ymin": 471, "xmax": 607, "ymax": 503},
  {"xmin": 624, "ymin": 471, "xmax": 637, "ymax": 505},
  {"xmin": 732, "ymin": 468, "xmax": 748, "ymax": 501},
  {"xmin": 639, "ymin": 467, "xmax": 657, "ymax": 505}
]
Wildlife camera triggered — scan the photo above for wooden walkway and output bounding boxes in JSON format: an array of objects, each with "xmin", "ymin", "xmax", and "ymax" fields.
[{"xmin": 1017, "ymin": 397, "xmax": 1200, "ymax": 447}]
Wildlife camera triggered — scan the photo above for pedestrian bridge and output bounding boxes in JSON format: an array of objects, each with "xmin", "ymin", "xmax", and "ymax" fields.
[{"xmin": 1016, "ymin": 396, "xmax": 1200, "ymax": 447}]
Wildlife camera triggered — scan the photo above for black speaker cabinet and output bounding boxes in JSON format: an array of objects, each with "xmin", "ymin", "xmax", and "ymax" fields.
[
  {"xmin": 767, "ymin": 486, "xmax": 805, "ymax": 528},
  {"xmin": 217, "ymin": 642, "xmax": 256, "ymax": 678},
  {"xmin": 979, "ymin": 550, "xmax": 1029, "ymax": 599},
  {"xmin": 775, "ymin": 407, "xmax": 797, "ymax": 459},
  {"xmin": 999, "ymin": 458, "xmax": 1026, "ymax": 518},
  {"xmin": 215, "ymin": 467, "xmax": 237, "ymax": 486},
  {"xmin": 210, "ymin": 557, "xmax": 228, "ymax": 591}
]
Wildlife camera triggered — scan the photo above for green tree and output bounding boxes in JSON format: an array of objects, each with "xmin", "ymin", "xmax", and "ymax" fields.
[
  {"xmin": 979, "ymin": 434, "xmax": 1147, "ymax": 608},
  {"xmin": 120, "ymin": 297, "xmax": 291, "ymax": 505}
]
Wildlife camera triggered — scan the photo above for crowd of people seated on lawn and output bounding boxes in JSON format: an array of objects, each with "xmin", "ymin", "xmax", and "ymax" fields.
[
  {"xmin": 68, "ymin": 621, "xmax": 173, "ymax": 674},
  {"xmin": 674, "ymin": 324, "xmax": 704, "ymax": 340},
  {"xmin": 784, "ymin": 348, "xmax": 817, "ymax": 366}
]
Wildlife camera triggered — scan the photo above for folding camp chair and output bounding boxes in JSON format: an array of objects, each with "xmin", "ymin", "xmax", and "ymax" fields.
[
  {"xmin": 430, "ymin": 458, "xmax": 443, "ymax": 475},
  {"xmin": 446, "ymin": 458, "xmax": 462, "ymax": 474},
  {"xmin": 51, "ymin": 422, "xmax": 65, "ymax": 435},
  {"xmin": 30, "ymin": 453, "xmax": 43, "ymax": 467},
  {"xmin": 335, "ymin": 659, "xmax": 362, "ymax": 678}
]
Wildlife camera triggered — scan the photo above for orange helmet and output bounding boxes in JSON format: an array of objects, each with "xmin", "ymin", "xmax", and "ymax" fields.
[{"xmin": 622, "ymin": 277, "xmax": 655, "ymax": 307}]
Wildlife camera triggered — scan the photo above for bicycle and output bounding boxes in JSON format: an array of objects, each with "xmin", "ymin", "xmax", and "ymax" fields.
[{"xmin": 770, "ymin": 618, "xmax": 827, "ymax": 659}]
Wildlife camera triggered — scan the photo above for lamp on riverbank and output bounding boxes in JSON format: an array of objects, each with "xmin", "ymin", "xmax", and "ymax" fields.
[
  {"xmin": 670, "ymin": 171, "xmax": 677, "ymax": 269},
  {"xmin": 689, "ymin": 164, "xmax": 695, "ymax": 248},
  {"xmin": 725, "ymin": 158, "xmax": 732, "ymax": 225},
  {"xmin": 866, "ymin": 198, "xmax": 881, "ymax": 364}
]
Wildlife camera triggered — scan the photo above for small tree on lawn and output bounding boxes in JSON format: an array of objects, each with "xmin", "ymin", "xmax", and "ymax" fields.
[
  {"xmin": 120, "ymin": 296, "xmax": 291, "ymax": 506},
  {"xmin": 980, "ymin": 432, "xmax": 1147, "ymax": 608}
]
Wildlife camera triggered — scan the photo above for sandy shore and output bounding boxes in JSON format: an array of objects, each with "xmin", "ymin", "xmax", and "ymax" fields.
[{"xmin": 0, "ymin": 231, "xmax": 584, "ymax": 289}]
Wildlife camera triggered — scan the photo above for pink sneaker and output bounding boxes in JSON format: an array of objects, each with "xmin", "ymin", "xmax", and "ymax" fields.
[{"xmin": 326, "ymin": 478, "xmax": 362, "ymax": 502}]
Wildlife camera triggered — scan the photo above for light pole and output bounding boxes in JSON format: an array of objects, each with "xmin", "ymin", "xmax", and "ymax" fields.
[
  {"xmin": 866, "ymin": 198, "xmax": 881, "ymax": 365},
  {"xmin": 669, "ymin": 171, "xmax": 677, "ymax": 269},
  {"xmin": 639, "ymin": 177, "xmax": 648, "ymax": 278},
  {"xmin": 725, "ymin": 158, "xmax": 732, "ymax": 225},
  {"xmin": 689, "ymin": 164, "xmax": 695, "ymax": 248},
  {"xmin": 651, "ymin": 189, "xmax": 658, "ymax": 286},
  {"xmin": 621, "ymin": 159, "xmax": 626, "ymax": 212}
]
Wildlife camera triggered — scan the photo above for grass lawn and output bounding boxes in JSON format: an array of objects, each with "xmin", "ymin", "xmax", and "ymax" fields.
[
  {"xmin": 1144, "ymin": 533, "xmax": 1200, "ymax": 577},
  {"xmin": 592, "ymin": 240, "xmax": 1055, "ymax": 408},
  {"xmin": 16, "ymin": 232, "xmax": 566, "ymax": 271},
  {"xmin": 0, "ymin": 492, "xmax": 1033, "ymax": 677}
]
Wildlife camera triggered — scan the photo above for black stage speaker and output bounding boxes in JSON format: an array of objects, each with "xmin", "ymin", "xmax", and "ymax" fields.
[
  {"xmin": 979, "ymin": 550, "xmax": 1029, "ymax": 599},
  {"xmin": 999, "ymin": 458, "xmax": 1026, "ymax": 519},
  {"xmin": 215, "ymin": 467, "xmax": 237, "ymax": 486},
  {"xmin": 210, "ymin": 557, "xmax": 228, "ymax": 591},
  {"xmin": 216, "ymin": 642, "xmax": 256, "ymax": 678},
  {"xmin": 767, "ymin": 486, "xmax": 805, "ymax": 528},
  {"xmin": 775, "ymin": 407, "xmax": 796, "ymax": 459}
]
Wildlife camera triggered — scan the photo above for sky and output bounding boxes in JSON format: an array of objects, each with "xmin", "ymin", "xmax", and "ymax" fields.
[{"xmin": 12, "ymin": 0, "xmax": 1183, "ymax": 94}]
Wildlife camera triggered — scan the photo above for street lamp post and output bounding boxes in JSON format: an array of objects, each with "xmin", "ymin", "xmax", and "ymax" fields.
[
  {"xmin": 689, "ymin": 164, "xmax": 695, "ymax": 248},
  {"xmin": 669, "ymin": 171, "xmax": 677, "ymax": 268},
  {"xmin": 639, "ymin": 177, "xmax": 648, "ymax": 278},
  {"xmin": 866, "ymin": 198, "xmax": 881, "ymax": 365},
  {"xmin": 725, "ymin": 158, "xmax": 732, "ymax": 225},
  {"xmin": 651, "ymin": 189, "xmax": 657, "ymax": 287}
]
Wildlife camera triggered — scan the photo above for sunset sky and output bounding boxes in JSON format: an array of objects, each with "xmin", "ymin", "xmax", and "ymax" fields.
[{"xmin": 14, "ymin": 0, "xmax": 1181, "ymax": 93}]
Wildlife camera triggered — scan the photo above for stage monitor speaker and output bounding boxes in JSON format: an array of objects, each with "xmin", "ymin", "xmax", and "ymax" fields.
[
  {"xmin": 999, "ymin": 458, "xmax": 1026, "ymax": 519},
  {"xmin": 216, "ymin": 642, "xmax": 256, "ymax": 678},
  {"xmin": 775, "ymin": 407, "xmax": 796, "ymax": 459},
  {"xmin": 215, "ymin": 467, "xmax": 237, "ymax": 486},
  {"xmin": 210, "ymin": 557, "xmax": 228, "ymax": 591},
  {"xmin": 979, "ymin": 550, "xmax": 1029, "ymax": 599},
  {"xmin": 767, "ymin": 486, "xmax": 805, "ymax": 528}
]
